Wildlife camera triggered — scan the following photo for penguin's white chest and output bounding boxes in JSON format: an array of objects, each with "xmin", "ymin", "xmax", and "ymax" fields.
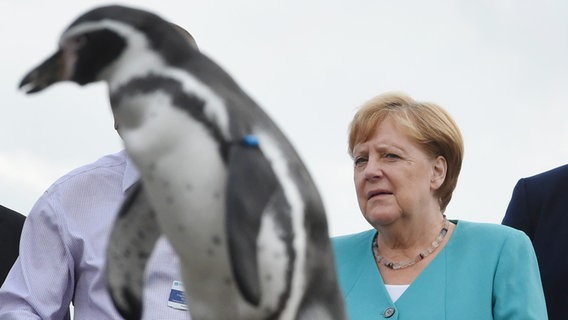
[
  {"xmin": 114, "ymin": 92, "xmax": 273, "ymax": 318},
  {"xmin": 116, "ymin": 91, "xmax": 228, "ymax": 255}
]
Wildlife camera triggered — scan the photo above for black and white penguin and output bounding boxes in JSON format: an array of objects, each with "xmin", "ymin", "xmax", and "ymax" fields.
[{"xmin": 19, "ymin": 5, "xmax": 346, "ymax": 320}]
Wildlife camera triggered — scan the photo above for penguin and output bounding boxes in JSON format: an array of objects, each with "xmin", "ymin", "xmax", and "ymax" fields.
[{"xmin": 19, "ymin": 5, "xmax": 346, "ymax": 320}]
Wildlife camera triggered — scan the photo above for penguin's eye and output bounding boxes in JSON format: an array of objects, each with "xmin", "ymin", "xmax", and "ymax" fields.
[
  {"xmin": 73, "ymin": 35, "xmax": 87, "ymax": 48},
  {"xmin": 65, "ymin": 35, "xmax": 87, "ymax": 51}
]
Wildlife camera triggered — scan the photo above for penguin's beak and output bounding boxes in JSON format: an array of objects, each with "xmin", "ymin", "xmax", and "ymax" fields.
[{"xmin": 19, "ymin": 50, "xmax": 66, "ymax": 94}]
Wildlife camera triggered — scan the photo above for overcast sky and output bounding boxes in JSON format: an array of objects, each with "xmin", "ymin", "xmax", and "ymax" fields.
[{"xmin": 2, "ymin": 0, "xmax": 568, "ymax": 236}]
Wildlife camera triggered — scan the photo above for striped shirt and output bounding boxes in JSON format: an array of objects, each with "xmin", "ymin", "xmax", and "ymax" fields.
[{"xmin": 0, "ymin": 150, "xmax": 190, "ymax": 319}]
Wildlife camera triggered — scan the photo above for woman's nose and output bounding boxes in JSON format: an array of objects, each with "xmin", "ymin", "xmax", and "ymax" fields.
[{"xmin": 363, "ymin": 157, "xmax": 382, "ymax": 181}]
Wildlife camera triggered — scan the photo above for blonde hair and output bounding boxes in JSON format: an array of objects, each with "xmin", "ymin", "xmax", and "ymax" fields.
[{"xmin": 348, "ymin": 92, "xmax": 464, "ymax": 211}]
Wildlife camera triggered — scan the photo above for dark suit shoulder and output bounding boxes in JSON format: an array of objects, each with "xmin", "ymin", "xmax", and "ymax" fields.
[
  {"xmin": 0, "ymin": 205, "xmax": 25, "ymax": 228},
  {"xmin": 517, "ymin": 164, "xmax": 568, "ymax": 206},
  {"xmin": 524, "ymin": 164, "xmax": 568, "ymax": 186},
  {"xmin": 0, "ymin": 205, "xmax": 25, "ymax": 285}
]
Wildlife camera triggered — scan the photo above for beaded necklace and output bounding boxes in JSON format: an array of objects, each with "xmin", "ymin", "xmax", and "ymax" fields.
[{"xmin": 372, "ymin": 216, "xmax": 450, "ymax": 270}]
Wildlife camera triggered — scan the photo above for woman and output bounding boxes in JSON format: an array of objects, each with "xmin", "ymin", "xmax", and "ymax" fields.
[{"xmin": 333, "ymin": 92, "xmax": 547, "ymax": 319}]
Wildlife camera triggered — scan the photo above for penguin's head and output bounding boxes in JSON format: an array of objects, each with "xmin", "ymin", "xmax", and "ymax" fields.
[{"xmin": 20, "ymin": 5, "xmax": 198, "ymax": 94}]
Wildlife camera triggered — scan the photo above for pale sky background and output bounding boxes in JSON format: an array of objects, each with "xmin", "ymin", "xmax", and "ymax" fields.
[{"xmin": 1, "ymin": 0, "xmax": 568, "ymax": 236}]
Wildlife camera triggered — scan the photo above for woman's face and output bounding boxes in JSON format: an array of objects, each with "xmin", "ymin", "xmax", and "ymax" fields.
[{"xmin": 352, "ymin": 116, "xmax": 445, "ymax": 227}]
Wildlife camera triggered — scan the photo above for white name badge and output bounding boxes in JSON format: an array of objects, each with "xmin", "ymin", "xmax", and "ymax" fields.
[{"xmin": 167, "ymin": 280, "xmax": 188, "ymax": 311}]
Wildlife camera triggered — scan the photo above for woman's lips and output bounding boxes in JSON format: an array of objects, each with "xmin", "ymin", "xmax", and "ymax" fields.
[{"xmin": 367, "ymin": 189, "xmax": 392, "ymax": 200}]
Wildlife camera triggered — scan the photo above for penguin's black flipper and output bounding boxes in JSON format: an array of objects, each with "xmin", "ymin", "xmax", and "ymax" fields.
[
  {"xmin": 226, "ymin": 142, "xmax": 278, "ymax": 306},
  {"xmin": 106, "ymin": 182, "xmax": 161, "ymax": 320}
]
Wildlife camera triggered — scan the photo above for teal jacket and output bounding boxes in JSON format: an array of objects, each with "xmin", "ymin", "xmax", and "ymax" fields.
[{"xmin": 332, "ymin": 220, "xmax": 547, "ymax": 319}]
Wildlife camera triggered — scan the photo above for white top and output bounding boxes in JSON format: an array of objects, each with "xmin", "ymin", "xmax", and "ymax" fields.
[{"xmin": 385, "ymin": 284, "xmax": 410, "ymax": 302}]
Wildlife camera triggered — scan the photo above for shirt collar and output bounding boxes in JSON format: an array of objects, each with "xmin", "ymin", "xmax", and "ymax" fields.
[{"xmin": 122, "ymin": 150, "xmax": 140, "ymax": 193}]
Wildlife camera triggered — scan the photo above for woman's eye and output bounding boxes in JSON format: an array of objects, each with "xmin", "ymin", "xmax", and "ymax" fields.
[
  {"xmin": 384, "ymin": 153, "xmax": 400, "ymax": 160},
  {"xmin": 354, "ymin": 157, "xmax": 367, "ymax": 167}
]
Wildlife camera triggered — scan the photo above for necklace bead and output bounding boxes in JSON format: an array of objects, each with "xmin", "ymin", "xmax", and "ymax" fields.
[{"xmin": 372, "ymin": 216, "xmax": 450, "ymax": 270}]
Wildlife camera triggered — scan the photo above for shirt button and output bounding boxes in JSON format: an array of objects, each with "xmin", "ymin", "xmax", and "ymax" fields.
[{"xmin": 383, "ymin": 307, "xmax": 395, "ymax": 318}]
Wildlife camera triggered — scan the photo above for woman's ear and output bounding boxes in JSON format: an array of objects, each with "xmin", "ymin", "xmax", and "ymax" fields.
[{"xmin": 431, "ymin": 156, "xmax": 447, "ymax": 190}]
